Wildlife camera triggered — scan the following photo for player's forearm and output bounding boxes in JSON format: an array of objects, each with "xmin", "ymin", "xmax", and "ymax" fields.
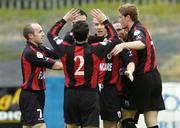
[
  {"xmin": 47, "ymin": 19, "xmax": 66, "ymax": 39},
  {"xmin": 104, "ymin": 20, "xmax": 119, "ymax": 40},
  {"xmin": 47, "ymin": 19, "xmax": 66, "ymax": 50},
  {"xmin": 126, "ymin": 62, "xmax": 135, "ymax": 74},
  {"xmin": 122, "ymin": 41, "xmax": 146, "ymax": 50}
]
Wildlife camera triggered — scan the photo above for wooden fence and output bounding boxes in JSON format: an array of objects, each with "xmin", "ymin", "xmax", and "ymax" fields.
[{"xmin": 0, "ymin": 0, "xmax": 179, "ymax": 9}]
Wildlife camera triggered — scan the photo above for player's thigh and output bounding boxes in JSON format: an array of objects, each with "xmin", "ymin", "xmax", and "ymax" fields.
[
  {"xmin": 66, "ymin": 124, "xmax": 79, "ymax": 128},
  {"xmin": 103, "ymin": 120, "xmax": 117, "ymax": 128},
  {"xmin": 23, "ymin": 126, "xmax": 31, "ymax": 128},
  {"xmin": 31, "ymin": 123, "xmax": 46, "ymax": 128},
  {"xmin": 121, "ymin": 108, "xmax": 137, "ymax": 120}
]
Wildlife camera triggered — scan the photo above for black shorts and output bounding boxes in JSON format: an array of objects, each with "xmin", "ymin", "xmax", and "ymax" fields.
[
  {"xmin": 122, "ymin": 69, "xmax": 165, "ymax": 113},
  {"xmin": 19, "ymin": 89, "xmax": 45, "ymax": 126},
  {"xmin": 64, "ymin": 87, "xmax": 100, "ymax": 127},
  {"xmin": 99, "ymin": 84, "xmax": 121, "ymax": 121}
]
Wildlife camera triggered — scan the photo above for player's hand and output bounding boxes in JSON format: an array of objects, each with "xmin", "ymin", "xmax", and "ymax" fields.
[
  {"xmin": 90, "ymin": 9, "xmax": 107, "ymax": 23},
  {"xmin": 124, "ymin": 70, "xmax": 134, "ymax": 82},
  {"xmin": 63, "ymin": 8, "xmax": 80, "ymax": 22},
  {"xmin": 110, "ymin": 43, "xmax": 125, "ymax": 56}
]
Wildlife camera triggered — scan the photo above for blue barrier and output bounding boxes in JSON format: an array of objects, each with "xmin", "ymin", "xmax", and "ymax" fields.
[{"xmin": 45, "ymin": 77, "xmax": 65, "ymax": 128}]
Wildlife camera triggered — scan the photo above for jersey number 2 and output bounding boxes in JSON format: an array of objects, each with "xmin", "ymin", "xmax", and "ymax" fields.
[{"xmin": 74, "ymin": 56, "xmax": 84, "ymax": 76}]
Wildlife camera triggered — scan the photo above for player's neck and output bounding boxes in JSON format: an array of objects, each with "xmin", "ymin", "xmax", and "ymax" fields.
[
  {"xmin": 128, "ymin": 21, "xmax": 134, "ymax": 31},
  {"xmin": 76, "ymin": 41, "xmax": 87, "ymax": 45},
  {"xmin": 75, "ymin": 38, "xmax": 88, "ymax": 45},
  {"xmin": 28, "ymin": 40, "xmax": 39, "ymax": 47}
]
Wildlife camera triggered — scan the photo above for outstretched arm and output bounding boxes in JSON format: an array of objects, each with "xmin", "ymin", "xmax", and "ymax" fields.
[
  {"xmin": 47, "ymin": 8, "xmax": 80, "ymax": 56},
  {"xmin": 125, "ymin": 62, "xmax": 135, "ymax": 81},
  {"xmin": 110, "ymin": 41, "xmax": 145, "ymax": 56}
]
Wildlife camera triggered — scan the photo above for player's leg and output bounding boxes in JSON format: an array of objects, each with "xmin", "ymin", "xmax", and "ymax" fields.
[
  {"xmin": 23, "ymin": 126, "xmax": 31, "ymax": 128},
  {"xmin": 20, "ymin": 90, "xmax": 45, "ymax": 128},
  {"xmin": 100, "ymin": 85, "xmax": 120, "ymax": 128},
  {"xmin": 143, "ymin": 69, "xmax": 165, "ymax": 128},
  {"xmin": 66, "ymin": 124, "xmax": 79, "ymax": 128},
  {"xmin": 144, "ymin": 111, "xmax": 158, "ymax": 128},
  {"xmin": 121, "ymin": 109, "xmax": 136, "ymax": 120},
  {"xmin": 80, "ymin": 89, "xmax": 100, "ymax": 128},
  {"xmin": 103, "ymin": 120, "xmax": 117, "ymax": 128},
  {"xmin": 64, "ymin": 88, "xmax": 81, "ymax": 128},
  {"xmin": 121, "ymin": 109, "xmax": 137, "ymax": 128},
  {"xmin": 31, "ymin": 123, "xmax": 46, "ymax": 128},
  {"xmin": 120, "ymin": 89, "xmax": 137, "ymax": 128},
  {"xmin": 83, "ymin": 126, "xmax": 98, "ymax": 128}
]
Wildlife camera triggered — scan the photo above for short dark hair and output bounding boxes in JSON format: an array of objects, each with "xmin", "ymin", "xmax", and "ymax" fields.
[
  {"xmin": 78, "ymin": 9, "xmax": 87, "ymax": 18},
  {"xmin": 23, "ymin": 24, "xmax": 34, "ymax": 40},
  {"xmin": 72, "ymin": 21, "xmax": 89, "ymax": 42}
]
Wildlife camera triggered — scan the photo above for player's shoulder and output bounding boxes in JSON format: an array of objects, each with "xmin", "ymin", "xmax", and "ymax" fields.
[{"xmin": 23, "ymin": 44, "xmax": 38, "ymax": 57}]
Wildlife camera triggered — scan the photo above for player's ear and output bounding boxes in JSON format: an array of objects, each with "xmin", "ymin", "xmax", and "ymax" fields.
[
  {"xmin": 126, "ymin": 15, "xmax": 131, "ymax": 21},
  {"xmin": 28, "ymin": 33, "xmax": 34, "ymax": 39}
]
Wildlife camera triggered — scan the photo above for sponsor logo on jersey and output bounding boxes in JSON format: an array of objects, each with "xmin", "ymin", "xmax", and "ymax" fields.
[{"xmin": 99, "ymin": 63, "xmax": 112, "ymax": 71}]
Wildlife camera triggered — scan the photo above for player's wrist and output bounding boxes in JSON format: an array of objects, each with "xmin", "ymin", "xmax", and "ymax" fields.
[{"xmin": 121, "ymin": 43, "xmax": 126, "ymax": 49}]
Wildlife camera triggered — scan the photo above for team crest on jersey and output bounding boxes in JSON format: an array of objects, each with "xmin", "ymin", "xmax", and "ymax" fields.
[
  {"xmin": 54, "ymin": 36, "xmax": 63, "ymax": 45},
  {"xmin": 134, "ymin": 30, "xmax": 141, "ymax": 36},
  {"xmin": 100, "ymin": 38, "xmax": 111, "ymax": 45},
  {"xmin": 36, "ymin": 52, "xmax": 43, "ymax": 58},
  {"xmin": 100, "ymin": 41, "xmax": 108, "ymax": 45}
]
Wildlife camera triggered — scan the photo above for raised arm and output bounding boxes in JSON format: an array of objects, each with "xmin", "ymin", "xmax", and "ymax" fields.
[
  {"xmin": 47, "ymin": 9, "xmax": 80, "ymax": 56},
  {"xmin": 90, "ymin": 9, "xmax": 119, "ymax": 41},
  {"xmin": 90, "ymin": 9, "xmax": 121, "ymax": 58}
]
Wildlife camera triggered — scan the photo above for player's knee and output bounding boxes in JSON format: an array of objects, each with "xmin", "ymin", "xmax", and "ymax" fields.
[
  {"xmin": 83, "ymin": 126, "xmax": 97, "ymax": 128},
  {"xmin": 32, "ymin": 123, "xmax": 46, "ymax": 128},
  {"xmin": 121, "ymin": 118, "xmax": 137, "ymax": 128},
  {"xmin": 66, "ymin": 124, "xmax": 78, "ymax": 128},
  {"xmin": 103, "ymin": 120, "xmax": 117, "ymax": 128},
  {"xmin": 23, "ymin": 126, "xmax": 31, "ymax": 128},
  {"xmin": 148, "ymin": 125, "xmax": 159, "ymax": 128}
]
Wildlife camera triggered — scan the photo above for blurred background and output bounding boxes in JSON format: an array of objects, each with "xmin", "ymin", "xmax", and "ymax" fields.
[{"xmin": 0, "ymin": 0, "xmax": 180, "ymax": 128}]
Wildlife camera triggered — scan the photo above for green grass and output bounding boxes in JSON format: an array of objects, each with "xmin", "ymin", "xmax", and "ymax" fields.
[
  {"xmin": 0, "ymin": 2, "xmax": 180, "ymax": 79},
  {"xmin": 0, "ymin": 48, "xmax": 21, "ymax": 61},
  {"xmin": 0, "ymin": 2, "xmax": 179, "ymax": 35},
  {"xmin": 0, "ymin": 2, "xmax": 179, "ymax": 22}
]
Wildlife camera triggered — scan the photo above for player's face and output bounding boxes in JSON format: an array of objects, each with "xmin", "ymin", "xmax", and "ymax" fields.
[
  {"xmin": 72, "ymin": 15, "xmax": 87, "ymax": 24},
  {"xmin": 31, "ymin": 23, "xmax": 45, "ymax": 45},
  {"xmin": 118, "ymin": 13, "xmax": 128, "ymax": 29},
  {"xmin": 93, "ymin": 18, "xmax": 107, "ymax": 37},
  {"xmin": 113, "ymin": 22, "xmax": 127, "ymax": 41}
]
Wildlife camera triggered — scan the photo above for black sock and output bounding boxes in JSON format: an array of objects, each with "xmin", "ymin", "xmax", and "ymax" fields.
[{"xmin": 122, "ymin": 118, "xmax": 137, "ymax": 128}]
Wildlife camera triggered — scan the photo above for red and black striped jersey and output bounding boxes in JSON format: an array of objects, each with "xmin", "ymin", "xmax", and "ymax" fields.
[
  {"xmin": 88, "ymin": 35, "xmax": 132, "ymax": 86},
  {"xmin": 21, "ymin": 42, "xmax": 58, "ymax": 91},
  {"xmin": 127, "ymin": 20, "xmax": 157, "ymax": 75},
  {"xmin": 47, "ymin": 19, "xmax": 120, "ymax": 89}
]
